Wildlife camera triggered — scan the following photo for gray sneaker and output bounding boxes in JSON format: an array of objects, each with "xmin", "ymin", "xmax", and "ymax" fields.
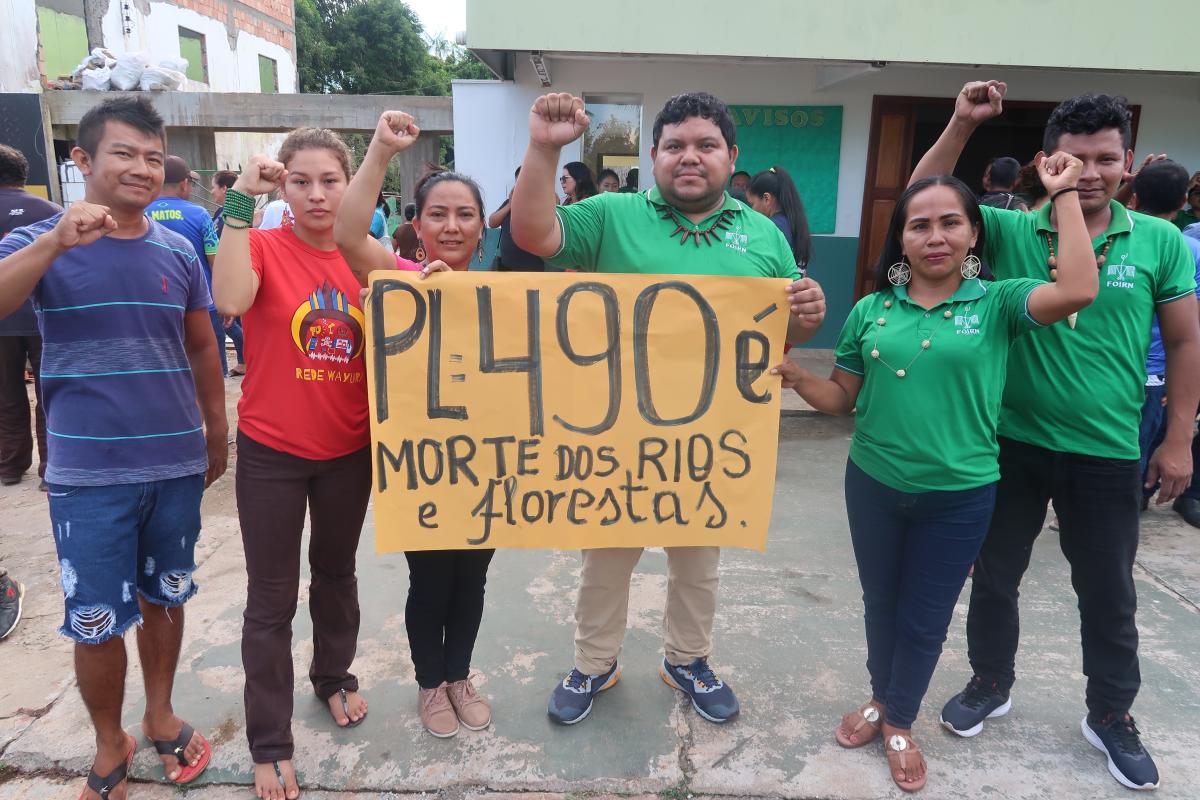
[{"xmin": 0, "ymin": 570, "xmax": 25, "ymax": 640}]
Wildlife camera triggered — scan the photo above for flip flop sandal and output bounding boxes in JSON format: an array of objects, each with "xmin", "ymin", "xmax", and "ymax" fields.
[
  {"xmin": 272, "ymin": 761, "xmax": 301, "ymax": 799},
  {"xmin": 148, "ymin": 721, "xmax": 211, "ymax": 784},
  {"xmin": 835, "ymin": 702, "xmax": 883, "ymax": 749},
  {"xmin": 334, "ymin": 688, "xmax": 366, "ymax": 728},
  {"xmin": 885, "ymin": 732, "xmax": 928, "ymax": 793},
  {"xmin": 79, "ymin": 733, "xmax": 136, "ymax": 800}
]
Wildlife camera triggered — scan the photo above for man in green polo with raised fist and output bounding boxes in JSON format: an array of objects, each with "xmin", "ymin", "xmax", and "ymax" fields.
[{"xmin": 511, "ymin": 90, "xmax": 827, "ymax": 726}]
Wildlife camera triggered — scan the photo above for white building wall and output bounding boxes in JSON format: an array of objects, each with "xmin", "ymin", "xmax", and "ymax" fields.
[
  {"xmin": 101, "ymin": 1, "xmax": 296, "ymax": 94},
  {"xmin": 455, "ymin": 58, "xmax": 1200, "ymax": 238},
  {"xmin": 1, "ymin": 0, "xmax": 43, "ymax": 92}
]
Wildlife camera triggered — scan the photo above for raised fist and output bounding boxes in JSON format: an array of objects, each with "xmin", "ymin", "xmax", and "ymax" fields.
[
  {"xmin": 53, "ymin": 201, "xmax": 117, "ymax": 249},
  {"xmin": 374, "ymin": 110, "xmax": 420, "ymax": 154},
  {"xmin": 953, "ymin": 80, "xmax": 1007, "ymax": 126},
  {"xmin": 529, "ymin": 93, "xmax": 590, "ymax": 149},
  {"xmin": 233, "ymin": 154, "xmax": 287, "ymax": 196},
  {"xmin": 1037, "ymin": 151, "xmax": 1084, "ymax": 196}
]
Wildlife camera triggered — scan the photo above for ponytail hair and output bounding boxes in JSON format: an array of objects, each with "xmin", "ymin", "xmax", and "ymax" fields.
[{"xmin": 748, "ymin": 166, "xmax": 812, "ymax": 269}]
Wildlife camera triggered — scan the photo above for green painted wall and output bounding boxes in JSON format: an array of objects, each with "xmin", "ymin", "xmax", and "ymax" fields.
[
  {"xmin": 799, "ymin": 235, "xmax": 857, "ymax": 349},
  {"xmin": 36, "ymin": 7, "xmax": 88, "ymax": 81},
  {"xmin": 466, "ymin": 0, "xmax": 1198, "ymax": 75}
]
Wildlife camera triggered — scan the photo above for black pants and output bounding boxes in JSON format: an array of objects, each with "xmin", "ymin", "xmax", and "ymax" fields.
[
  {"xmin": 404, "ymin": 549, "xmax": 494, "ymax": 689},
  {"xmin": 0, "ymin": 335, "xmax": 45, "ymax": 481},
  {"xmin": 236, "ymin": 431, "xmax": 372, "ymax": 763},
  {"xmin": 966, "ymin": 436, "xmax": 1141, "ymax": 717}
]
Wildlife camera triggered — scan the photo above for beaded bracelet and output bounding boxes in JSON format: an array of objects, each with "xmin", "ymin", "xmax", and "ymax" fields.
[
  {"xmin": 222, "ymin": 217, "xmax": 251, "ymax": 230},
  {"xmin": 223, "ymin": 188, "xmax": 257, "ymax": 224}
]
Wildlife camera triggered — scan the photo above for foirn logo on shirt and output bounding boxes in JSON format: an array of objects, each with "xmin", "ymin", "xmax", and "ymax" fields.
[
  {"xmin": 1106, "ymin": 255, "xmax": 1136, "ymax": 289},
  {"xmin": 724, "ymin": 229, "xmax": 748, "ymax": 254},
  {"xmin": 954, "ymin": 309, "xmax": 981, "ymax": 335}
]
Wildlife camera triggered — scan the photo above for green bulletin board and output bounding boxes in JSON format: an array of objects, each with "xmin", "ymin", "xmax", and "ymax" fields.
[{"xmin": 729, "ymin": 105, "xmax": 842, "ymax": 233}]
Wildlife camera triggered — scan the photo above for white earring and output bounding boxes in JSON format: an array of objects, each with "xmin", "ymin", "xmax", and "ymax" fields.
[
  {"xmin": 961, "ymin": 253, "xmax": 981, "ymax": 280},
  {"xmin": 887, "ymin": 259, "xmax": 911, "ymax": 286}
]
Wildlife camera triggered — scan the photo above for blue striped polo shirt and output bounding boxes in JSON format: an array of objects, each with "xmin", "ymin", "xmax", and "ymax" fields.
[{"xmin": 0, "ymin": 215, "xmax": 211, "ymax": 485}]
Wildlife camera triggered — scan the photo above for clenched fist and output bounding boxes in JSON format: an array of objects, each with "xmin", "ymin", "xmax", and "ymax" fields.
[
  {"xmin": 953, "ymin": 80, "xmax": 1007, "ymax": 127},
  {"xmin": 529, "ymin": 93, "xmax": 590, "ymax": 149},
  {"xmin": 233, "ymin": 154, "xmax": 287, "ymax": 197},
  {"xmin": 53, "ymin": 202, "xmax": 117, "ymax": 250},
  {"xmin": 373, "ymin": 110, "xmax": 420, "ymax": 155},
  {"xmin": 1036, "ymin": 152, "xmax": 1083, "ymax": 196}
]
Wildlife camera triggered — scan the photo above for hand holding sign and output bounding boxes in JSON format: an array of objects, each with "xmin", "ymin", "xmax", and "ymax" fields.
[
  {"xmin": 529, "ymin": 93, "xmax": 590, "ymax": 149},
  {"xmin": 786, "ymin": 277, "xmax": 826, "ymax": 330}
]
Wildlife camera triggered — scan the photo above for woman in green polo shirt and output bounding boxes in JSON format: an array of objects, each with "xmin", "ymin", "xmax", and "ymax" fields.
[{"xmin": 772, "ymin": 156, "xmax": 1095, "ymax": 793}]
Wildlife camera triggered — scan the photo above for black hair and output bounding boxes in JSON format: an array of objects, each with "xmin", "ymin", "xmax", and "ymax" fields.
[
  {"xmin": 731, "ymin": 170, "xmax": 751, "ymax": 182},
  {"xmin": 747, "ymin": 166, "xmax": 812, "ymax": 268},
  {"xmin": 987, "ymin": 156, "xmax": 1021, "ymax": 190},
  {"xmin": 0, "ymin": 144, "xmax": 29, "ymax": 186},
  {"xmin": 403, "ymin": 202, "xmax": 416, "ymax": 221},
  {"xmin": 1043, "ymin": 94, "xmax": 1132, "ymax": 153},
  {"xmin": 376, "ymin": 191, "xmax": 390, "ymax": 217},
  {"xmin": 1133, "ymin": 159, "xmax": 1190, "ymax": 216},
  {"xmin": 1015, "ymin": 160, "xmax": 1048, "ymax": 204},
  {"xmin": 77, "ymin": 95, "xmax": 165, "ymax": 157},
  {"xmin": 652, "ymin": 92, "xmax": 736, "ymax": 150},
  {"xmin": 625, "ymin": 168, "xmax": 638, "ymax": 189},
  {"xmin": 979, "ymin": 191, "xmax": 1029, "ymax": 212},
  {"xmin": 597, "ymin": 168, "xmax": 620, "ymax": 188},
  {"xmin": 212, "ymin": 169, "xmax": 238, "ymax": 189},
  {"xmin": 563, "ymin": 161, "xmax": 597, "ymax": 201},
  {"xmin": 874, "ymin": 176, "xmax": 990, "ymax": 291},
  {"xmin": 513, "ymin": 166, "xmax": 521, "ymax": 179},
  {"xmin": 413, "ymin": 168, "xmax": 485, "ymax": 218}
]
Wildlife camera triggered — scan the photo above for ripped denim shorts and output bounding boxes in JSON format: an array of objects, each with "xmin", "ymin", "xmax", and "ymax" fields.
[{"xmin": 46, "ymin": 474, "xmax": 205, "ymax": 644}]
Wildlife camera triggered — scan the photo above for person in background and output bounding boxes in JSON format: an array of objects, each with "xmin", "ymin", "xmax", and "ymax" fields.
[
  {"xmin": 488, "ymin": 167, "xmax": 545, "ymax": 272},
  {"xmin": 147, "ymin": 156, "xmax": 232, "ymax": 378},
  {"xmin": 370, "ymin": 192, "xmax": 390, "ymax": 243},
  {"xmin": 1174, "ymin": 172, "xmax": 1200, "ymax": 231},
  {"xmin": 1129, "ymin": 161, "xmax": 1200, "ymax": 525},
  {"xmin": 597, "ymin": 168, "xmax": 621, "ymax": 193},
  {"xmin": 392, "ymin": 202, "xmax": 419, "ymax": 261},
  {"xmin": 981, "ymin": 156, "xmax": 1021, "ymax": 194},
  {"xmin": 1014, "ymin": 161, "xmax": 1049, "ymax": 210},
  {"xmin": 0, "ymin": 144, "xmax": 58, "ymax": 489},
  {"xmin": 730, "ymin": 170, "xmax": 751, "ymax": 192},
  {"xmin": 746, "ymin": 165, "xmax": 812, "ymax": 273},
  {"xmin": 334, "ymin": 111, "xmax": 496, "ymax": 740},
  {"xmin": 979, "ymin": 192, "xmax": 1029, "ymax": 212},
  {"xmin": 621, "ymin": 167, "xmax": 639, "ymax": 192},
  {"xmin": 213, "ymin": 127, "xmax": 372, "ymax": 800},
  {"xmin": 208, "ymin": 170, "xmax": 246, "ymax": 376},
  {"xmin": 258, "ymin": 191, "xmax": 290, "ymax": 229},
  {"xmin": 560, "ymin": 161, "xmax": 597, "ymax": 205}
]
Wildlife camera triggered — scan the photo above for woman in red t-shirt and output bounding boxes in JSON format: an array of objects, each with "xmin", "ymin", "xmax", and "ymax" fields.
[
  {"xmin": 212, "ymin": 128, "xmax": 370, "ymax": 800},
  {"xmin": 334, "ymin": 111, "xmax": 494, "ymax": 740}
]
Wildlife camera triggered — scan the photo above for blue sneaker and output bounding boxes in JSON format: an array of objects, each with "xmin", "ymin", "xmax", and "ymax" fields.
[
  {"xmin": 660, "ymin": 657, "xmax": 740, "ymax": 723},
  {"xmin": 547, "ymin": 663, "xmax": 620, "ymax": 725},
  {"xmin": 1082, "ymin": 713, "xmax": 1160, "ymax": 790}
]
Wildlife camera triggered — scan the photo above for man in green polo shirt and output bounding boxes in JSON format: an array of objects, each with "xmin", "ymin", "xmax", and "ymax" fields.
[
  {"xmin": 911, "ymin": 82, "xmax": 1200, "ymax": 791},
  {"xmin": 511, "ymin": 90, "xmax": 827, "ymax": 726}
]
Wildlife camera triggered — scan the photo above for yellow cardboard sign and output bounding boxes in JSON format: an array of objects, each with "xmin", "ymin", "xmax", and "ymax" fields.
[{"xmin": 365, "ymin": 270, "xmax": 788, "ymax": 552}]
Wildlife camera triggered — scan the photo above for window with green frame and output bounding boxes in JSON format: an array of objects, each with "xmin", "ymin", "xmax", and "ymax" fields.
[
  {"xmin": 178, "ymin": 27, "xmax": 207, "ymax": 83},
  {"xmin": 258, "ymin": 55, "xmax": 278, "ymax": 94}
]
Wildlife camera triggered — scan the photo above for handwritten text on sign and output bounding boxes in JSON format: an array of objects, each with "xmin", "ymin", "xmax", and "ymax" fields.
[{"xmin": 365, "ymin": 271, "xmax": 788, "ymax": 552}]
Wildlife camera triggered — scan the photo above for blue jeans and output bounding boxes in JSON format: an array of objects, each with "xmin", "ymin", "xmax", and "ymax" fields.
[
  {"xmin": 46, "ymin": 474, "xmax": 205, "ymax": 643},
  {"xmin": 210, "ymin": 308, "xmax": 228, "ymax": 376},
  {"xmin": 226, "ymin": 317, "xmax": 244, "ymax": 365},
  {"xmin": 1138, "ymin": 381, "xmax": 1167, "ymax": 498},
  {"xmin": 844, "ymin": 459, "xmax": 996, "ymax": 728}
]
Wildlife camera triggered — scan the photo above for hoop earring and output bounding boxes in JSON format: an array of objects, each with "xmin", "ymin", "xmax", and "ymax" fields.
[
  {"xmin": 961, "ymin": 252, "xmax": 982, "ymax": 280},
  {"xmin": 414, "ymin": 240, "xmax": 426, "ymax": 262},
  {"xmin": 887, "ymin": 258, "xmax": 911, "ymax": 286}
]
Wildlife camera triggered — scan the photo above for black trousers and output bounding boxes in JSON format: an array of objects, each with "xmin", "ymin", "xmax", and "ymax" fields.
[
  {"xmin": 0, "ymin": 335, "xmax": 45, "ymax": 481},
  {"xmin": 966, "ymin": 436, "xmax": 1142, "ymax": 717},
  {"xmin": 404, "ymin": 549, "xmax": 494, "ymax": 689}
]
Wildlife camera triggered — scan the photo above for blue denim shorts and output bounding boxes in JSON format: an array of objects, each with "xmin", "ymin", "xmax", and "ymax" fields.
[{"xmin": 46, "ymin": 474, "xmax": 204, "ymax": 644}]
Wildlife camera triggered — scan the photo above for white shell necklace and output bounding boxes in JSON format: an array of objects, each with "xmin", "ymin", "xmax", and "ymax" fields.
[{"xmin": 869, "ymin": 296, "xmax": 961, "ymax": 378}]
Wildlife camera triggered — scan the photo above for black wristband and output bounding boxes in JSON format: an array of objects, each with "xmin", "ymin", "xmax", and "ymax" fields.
[{"xmin": 1051, "ymin": 187, "xmax": 1079, "ymax": 202}]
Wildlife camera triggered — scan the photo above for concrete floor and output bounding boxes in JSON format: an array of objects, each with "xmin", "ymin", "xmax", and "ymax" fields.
[{"xmin": 2, "ymin": 360, "xmax": 1199, "ymax": 799}]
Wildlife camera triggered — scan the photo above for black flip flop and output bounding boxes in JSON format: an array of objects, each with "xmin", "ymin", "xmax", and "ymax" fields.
[
  {"xmin": 272, "ymin": 761, "xmax": 301, "ymax": 798},
  {"xmin": 336, "ymin": 688, "xmax": 365, "ymax": 728},
  {"xmin": 79, "ymin": 734, "xmax": 135, "ymax": 800},
  {"xmin": 148, "ymin": 721, "xmax": 211, "ymax": 783}
]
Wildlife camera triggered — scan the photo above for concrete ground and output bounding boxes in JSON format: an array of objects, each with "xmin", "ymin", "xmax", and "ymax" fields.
[{"xmin": 2, "ymin": 352, "xmax": 1199, "ymax": 800}]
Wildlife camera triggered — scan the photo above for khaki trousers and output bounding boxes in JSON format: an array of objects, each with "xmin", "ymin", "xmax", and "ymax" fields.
[{"xmin": 573, "ymin": 546, "xmax": 721, "ymax": 675}]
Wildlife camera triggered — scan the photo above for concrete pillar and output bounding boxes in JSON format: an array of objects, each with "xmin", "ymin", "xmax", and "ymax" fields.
[
  {"xmin": 164, "ymin": 128, "xmax": 218, "ymax": 170},
  {"xmin": 392, "ymin": 137, "xmax": 440, "ymax": 202}
]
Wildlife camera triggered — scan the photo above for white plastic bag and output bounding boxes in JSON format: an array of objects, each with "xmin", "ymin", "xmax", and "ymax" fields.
[
  {"xmin": 158, "ymin": 57, "xmax": 188, "ymax": 74},
  {"xmin": 81, "ymin": 66, "xmax": 112, "ymax": 91},
  {"xmin": 110, "ymin": 51, "xmax": 150, "ymax": 90},
  {"xmin": 139, "ymin": 66, "xmax": 185, "ymax": 91}
]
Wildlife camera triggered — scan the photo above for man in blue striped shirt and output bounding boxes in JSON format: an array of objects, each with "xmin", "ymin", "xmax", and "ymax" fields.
[{"xmin": 0, "ymin": 95, "xmax": 225, "ymax": 798}]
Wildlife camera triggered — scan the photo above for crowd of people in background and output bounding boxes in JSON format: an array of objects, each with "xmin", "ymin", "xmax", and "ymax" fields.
[{"xmin": 1, "ymin": 77, "xmax": 1200, "ymax": 800}]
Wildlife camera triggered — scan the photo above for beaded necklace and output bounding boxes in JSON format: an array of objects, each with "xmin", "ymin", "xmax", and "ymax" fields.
[
  {"xmin": 1044, "ymin": 231, "xmax": 1117, "ymax": 329},
  {"xmin": 868, "ymin": 296, "xmax": 960, "ymax": 379}
]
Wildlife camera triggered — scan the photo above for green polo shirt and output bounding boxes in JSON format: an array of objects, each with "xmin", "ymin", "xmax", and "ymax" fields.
[
  {"xmin": 547, "ymin": 186, "xmax": 799, "ymax": 278},
  {"xmin": 980, "ymin": 202, "xmax": 1196, "ymax": 459},
  {"xmin": 834, "ymin": 277, "xmax": 1043, "ymax": 493}
]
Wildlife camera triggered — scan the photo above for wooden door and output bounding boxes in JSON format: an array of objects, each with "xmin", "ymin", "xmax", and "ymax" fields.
[{"xmin": 854, "ymin": 98, "xmax": 916, "ymax": 298}]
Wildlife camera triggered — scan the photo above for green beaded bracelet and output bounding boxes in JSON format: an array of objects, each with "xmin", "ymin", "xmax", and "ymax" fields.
[{"xmin": 223, "ymin": 188, "xmax": 256, "ymax": 224}]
